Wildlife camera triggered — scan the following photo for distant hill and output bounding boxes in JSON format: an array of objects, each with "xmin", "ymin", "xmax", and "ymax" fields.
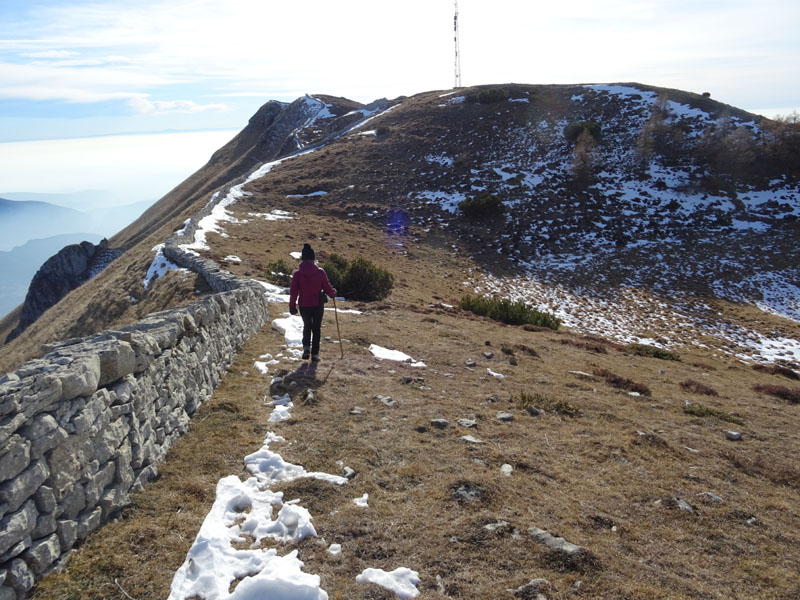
[{"xmin": 0, "ymin": 197, "xmax": 88, "ymax": 251}]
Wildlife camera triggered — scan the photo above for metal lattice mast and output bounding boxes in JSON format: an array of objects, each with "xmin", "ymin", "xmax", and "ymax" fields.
[{"xmin": 454, "ymin": 0, "xmax": 462, "ymax": 88}]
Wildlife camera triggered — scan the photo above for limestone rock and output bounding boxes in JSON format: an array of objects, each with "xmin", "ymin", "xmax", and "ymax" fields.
[
  {"xmin": 0, "ymin": 436, "xmax": 30, "ymax": 483},
  {"xmin": 7, "ymin": 239, "xmax": 115, "ymax": 343}
]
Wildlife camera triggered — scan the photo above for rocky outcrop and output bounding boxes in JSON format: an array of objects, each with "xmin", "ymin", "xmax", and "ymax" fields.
[{"xmin": 6, "ymin": 240, "xmax": 121, "ymax": 343}]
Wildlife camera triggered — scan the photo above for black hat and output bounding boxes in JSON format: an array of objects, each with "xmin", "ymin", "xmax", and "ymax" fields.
[{"xmin": 301, "ymin": 243, "xmax": 315, "ymax": 261}]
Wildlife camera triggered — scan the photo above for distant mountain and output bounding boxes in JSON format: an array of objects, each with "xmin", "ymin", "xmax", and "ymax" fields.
[
  {"xmin": 0, "ymin": 195, "xmax": 153, "ymax": 251},
  {"xmin": 0, "ymin": 232, "xmax": 103, "ymax": 318},
  {"xmin": 0, "ymin": 197, "xmax": 89, "ymax": 251}
]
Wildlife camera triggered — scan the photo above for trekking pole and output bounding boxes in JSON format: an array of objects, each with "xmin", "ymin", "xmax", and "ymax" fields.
[{"xmin": 332, "ymin": 296, "xmax": 344, "ymax": 358}]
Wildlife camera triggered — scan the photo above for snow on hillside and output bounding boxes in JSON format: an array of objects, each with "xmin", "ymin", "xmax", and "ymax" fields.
[
  {"xmin": 400, "ymin": 85, "xmax": 800, "ymax": 365},
  {"xmin": 149, "ymin": 85, "xmax": 798, "ymax": 369}
]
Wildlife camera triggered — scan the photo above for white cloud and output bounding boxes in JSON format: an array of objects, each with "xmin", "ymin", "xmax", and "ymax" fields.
[
  {"xmin": 129, "ymin": 96, "xmax": 229, "ymax": 115},
  {"xmin": 0, "ymin": 0, "xmax": 797, "ymax": 127},
  {"xmin": 20, "ymin": 49, "xmax": 79, "ymax": 59}
]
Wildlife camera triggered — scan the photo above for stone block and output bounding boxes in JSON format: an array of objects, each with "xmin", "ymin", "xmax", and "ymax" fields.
[
  {"xmin": 48, "ymin": 437, "xmax": 88, "ymax": 495},
  {"xmin": 0, "ymin": 384, "xmax": 20, "ymax": 418},
  {"xmin": 110, "ymin": 403, "xmax": 133, "ymax": 419},
  {"xmin": 23, "ymin": 534, "xmax": 60, "ymax": 575},
  {"xmin": 69, "ymin": 394, "xmax": 106, "ymax": 435},
  {"xmin": 0, "ymin": 537, "xmax": 29, "ymax": 565},
  {"xmin": 115, "ymin": 442, "xmax": 135, "ymax": 491},
  {"xmin": 84, "ymin": 462, "xmax": 115, "ymax": 508},
  {"xmin": 0, "ymin": 500, "xmax": 37, "ymax": 556},
  {"xmin": 54, "ymin": 396, "xmax": 86, "ymax": 432},
  {"xmin": 0, "ymin": 460, "xmax": 48, "ymax": 514},
  {"xmin": 20, "ymin": 414, "xmax": 67, "ymax": 459},
  {"xmin": 57, "ymin": 519, "xmax": 78, "ymax": 551},
  {"xmin": 77, "ymin": 506, "xmax": 102, "ymax": 541},
  {"xmin": 132, "ymin": 464, "xmax": 158, "ymax": 492},
  {"xmin": 32, "ymin": 512, "xmax": 57, "ymax": 538},
  {"xmin": 33, "ymin": 486, "xmax": 56, "ymax": 514},
  {"xmin": 97, "ymin": 341, "xmax": 137, "ymax": 387},
  {"xmin": 59, "ymin": 484, "xmax": 85, "ymax": 521},
  {"xmin": 21, "ymin": 375, "xmax": 62, "ymax": 416},
  {"xmin": 110, "ymin": 375, "xmax": 137, "ymax": 405},
  {"xmin": 95, "ymin": 418, "xmax": 129, "ymax": 465},
  {"xmin": 5, "ymin": 559, "xmax": 33, "ymax": 593},
  {"xmin": 0, "ymin": 436, "xmax": 30, "ymax": 484},
  {"xmin": 99, "ymin": 486, "xmax": 130, "ymax": 519},
  {"xmin": 59, "ymin": 355, "xmax": 101, "ymax": 401}
]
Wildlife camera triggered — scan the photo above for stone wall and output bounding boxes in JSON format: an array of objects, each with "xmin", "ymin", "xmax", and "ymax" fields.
[{"xmin": 0, "ymin": 189, "xmax": 271, "ymax": 599}]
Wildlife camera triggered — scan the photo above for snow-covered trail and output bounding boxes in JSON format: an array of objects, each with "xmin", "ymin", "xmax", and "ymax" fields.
[{"xmin": 168, "ymin": 310, "xmax": 422, "ymax": 600}]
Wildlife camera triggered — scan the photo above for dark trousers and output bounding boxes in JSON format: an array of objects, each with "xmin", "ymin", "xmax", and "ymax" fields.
[{"xmin": 299, "ymin": 305, "xmax": 324, "ymax": 355}]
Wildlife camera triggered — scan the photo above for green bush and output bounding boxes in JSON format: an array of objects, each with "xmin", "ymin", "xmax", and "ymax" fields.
[
  {"xmin": 265, "ymin": 259, "xmax": 292, "ymax": 287},
  {"xmin": 683, "ymin": 403, "xmax": 743, "ymax": 425},
  {"xmin": 626, "ymin": 343, "xmax": 681, "ymax": 361},
  {"xmin": 563, "ymin": 121, "xmax": 602, "ymax": 144},
  {"xmin": 466, "ymin": 88, "xmax": 508, "ymax": 104},
  {"xmin": 321, "ymin": 254, "xmax": 394, "ymax": 301},
  {"xmin": 593, "ymin": 368, "xmax": 652, "ymax": 396},
  {"xmin": 459, "ymin": 295, "xmax": 561, "ymax": 330},
  {"xmin": 458, "ymin": 192, "xmax": 505, "ymax": 219}
]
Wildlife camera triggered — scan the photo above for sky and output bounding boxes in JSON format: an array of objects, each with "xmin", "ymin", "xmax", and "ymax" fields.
[{"xmin": 1, "ymin": 0, "xmax": 798, "ymax": 205}]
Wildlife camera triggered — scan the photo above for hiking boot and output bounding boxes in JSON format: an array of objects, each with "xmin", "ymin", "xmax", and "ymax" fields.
[
  {"xmin": 302, "ymin": 348, "xmax": 310, "ymax": 360},
  {"xmin": 311, "ymin": 354, "xmax": 321, "ymax": 362}
]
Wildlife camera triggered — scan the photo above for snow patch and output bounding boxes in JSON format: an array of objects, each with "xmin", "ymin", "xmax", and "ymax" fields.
[
  {"xmin": 356, "ymin": 567, "xmax": 420, "ymax": 599},
  {"xmin": 369, "ymin": 344, "xmax": 426, "ymax": 367}
]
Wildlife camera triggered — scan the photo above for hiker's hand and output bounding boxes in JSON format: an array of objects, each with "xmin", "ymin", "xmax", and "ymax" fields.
[{"xmin": 290, "ymin": 306, "xmax": 297, "ymax": 315}]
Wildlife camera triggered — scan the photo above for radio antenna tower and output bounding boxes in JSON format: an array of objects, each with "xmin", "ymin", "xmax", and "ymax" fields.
[{"xmin": 453, "ymin": 0, "xmax": 462, "ymax": 88}]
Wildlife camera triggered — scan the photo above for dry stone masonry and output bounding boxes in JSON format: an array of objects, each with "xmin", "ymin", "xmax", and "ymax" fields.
[{"xmin": 0, "ymin": 188, "xmax": 271, "ymax": 599}]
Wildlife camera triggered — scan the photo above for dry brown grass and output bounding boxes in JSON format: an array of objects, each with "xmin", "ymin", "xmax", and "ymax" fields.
[{"xmin": 36, "ymin": 292, "xmax": 800, "ymax": 599}]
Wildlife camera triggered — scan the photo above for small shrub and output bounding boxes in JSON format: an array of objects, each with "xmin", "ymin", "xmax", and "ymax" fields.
[
  {"xmin": 458, "ymin": 192, "xmax": 505, "ymax": 219},
  {"xmin": 518, "ymin": 392, "xmax": 580, "ymax": 417},
  {"xmin": 752, "ymin": 364, "xmax": 799, "ymax": 380},
  {"xmin": 593, "ymin": 368, "xmax": 652, "ymax": 396},
  {"xmin": 722, "ymin": 450, "xmax": 800, "ymax": 489},
  {"xmin": 265, "ymin": 259, "xmax": 292, "ymax": 287},
  {"xmin": 320, "ymin": 254, "xmax": 394, "ymax": 301},
  {"xmin": 466, "ymin": 88, "xmax": 508, "ymax": 104},
  {"xmin": 560, "ymin": 338, "xmax": 608, "ymax": 354},
  {"xmin": 752, "ymin": 384, "xmax": 800, "ymax": 404},
  {"xmin": 680, "ymin": 379, "xmax": 719, "ymax": 396},
  {"xmin": 459, "ymin": 295, "xmax": 561, "ymax": 330},
  {"xmin": 691, "ymin": 362, "xmax": 717, "ymax": 371},
  {"xmin": 563, "ymin": 121, "xmax": 601, "ymax": 144},
  {"xmin": 626, "ymin": 343, "xmax": 681, "ymax": 361},
  {"xmin": 683, "ymin": 403, "xmax": 743, "ymax": 425},
  {"xmin": 513, "ymin": 343, "xmax": 539, "ymax": 357}
]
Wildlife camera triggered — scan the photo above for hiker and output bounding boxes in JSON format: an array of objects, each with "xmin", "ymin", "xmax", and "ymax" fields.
[{"xmin": 289, "ymin": 243, "xmax": 337, "ymax": 361}]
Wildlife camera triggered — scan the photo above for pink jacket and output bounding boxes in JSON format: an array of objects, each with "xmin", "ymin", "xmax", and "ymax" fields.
[{"xmin": 289, "ymin": 261, "xmax": 336, "ymax": 308}]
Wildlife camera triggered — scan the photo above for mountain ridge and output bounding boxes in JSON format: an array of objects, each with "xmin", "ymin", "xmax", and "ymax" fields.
[{"xmin": 1, "ymin": 82, "xmax": 798, "ymax": 373}]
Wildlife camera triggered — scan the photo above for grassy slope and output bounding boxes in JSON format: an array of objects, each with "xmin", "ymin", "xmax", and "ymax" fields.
[
  {"xmin": 36, "ymin": 173, "xmax": 800, "ymax": 599},
  {"xmin": 34, "ymin": 298, "xmax": 800, "ymax": 599}
]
